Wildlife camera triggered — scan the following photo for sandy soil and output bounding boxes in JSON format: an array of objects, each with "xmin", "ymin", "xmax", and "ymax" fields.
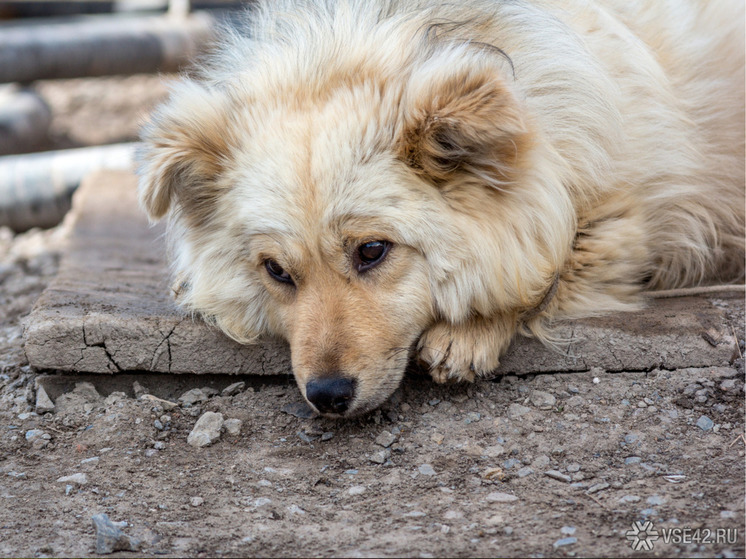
[{"xmin": 0, "ymin": 75, "xmax": 744, "ymax": 558}]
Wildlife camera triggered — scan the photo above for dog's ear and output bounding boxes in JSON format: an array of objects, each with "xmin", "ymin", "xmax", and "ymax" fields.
[
  {"xmin": 138, "ymin": 82, "xmax": 233, "ymax": 222},
  {"xmin": 399, "ymin": 49, "xmax": 531, "ymax": 188}
]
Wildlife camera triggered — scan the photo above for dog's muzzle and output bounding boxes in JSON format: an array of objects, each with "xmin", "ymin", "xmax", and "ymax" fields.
[{"xmin": 305, "ymin": 376, "xmax": 356, "ymax": 415}]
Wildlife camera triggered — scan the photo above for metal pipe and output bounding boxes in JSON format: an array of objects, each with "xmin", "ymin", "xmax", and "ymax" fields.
[{"xmin": 0, "ymin": 142, "xmax": 137, "ymax": 232}]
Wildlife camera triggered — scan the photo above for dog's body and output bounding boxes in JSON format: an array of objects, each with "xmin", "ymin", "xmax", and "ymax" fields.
[{"xmin": 139, "ymin": 0, "xmax": 745, "ymax": 416}]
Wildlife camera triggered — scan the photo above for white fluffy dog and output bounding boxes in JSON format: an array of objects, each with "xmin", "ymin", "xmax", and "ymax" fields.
[{"xmin": 139, "ymin": 0, "xmax": 745, "ymax": 417}]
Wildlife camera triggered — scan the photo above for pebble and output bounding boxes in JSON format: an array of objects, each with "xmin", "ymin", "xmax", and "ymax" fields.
[
  {"xmin": 646, "ymin": 495, "xmax": 665, "ymax": 506},
  {"xmin": 321, "ymin": 432, "xmax": 334, "ymax": 441},
  {"xmin": 485, "ymin": 492, "xmax": 518, "ymax": 503},
  {"xmin": 532, "ymin": 455, "xmax": 551, "ymax": 469},
  {"xmin": 253, "ymin": 497, "xmax": 272, "ymax": 507},
  {"xmin": 503, "ymin": 458, "xmax": 522, "ymax": 470},
  {"xmin": 465, "ymin": 412, "xmax": 481, "ymax": 424},
  {"xmin": 348, "ymin": 485, "xmax": 366, "ymax": 496},
  {"xmin": 720, "ymin": 379, "xmax": 737, "ymax": 392},
  {"xmin": 187, "ymin": 412, "xmax": 224, "ymax": 448},
  {"xmin": 223, "ymin": 418, "xmax": 243, "ymax": 436},
  {"xmin": 221, "ymin": 382, "xmax": 245, "ymax": 397},
  {"xmin": 91, "ymin": 514, "xmax": 141, "ymax": 554},
  {"xmin": 57, "ymin": 473, "xmax": 88, "ymax": 485},
  {"xmin": 298, "ymin": 431, "xmax": 316, "ymax": 443},
  {"xmin": 553, "ymin": 537, "xmax": 577, "ymax": 548},
  {"xmin": 696, "ymin": 415, "xmax": 714, "ymax": 431},
  {"xmin": 25, "ymin": 429, "xmax": 46, "ymax": 442},
  {"xmin": 507, "ymin": 403, "xmax": 531, "ymax": 419},
  {"xmin": 287, "ymin": 504, "xmax": 306, "ymax": 515},
  {"xmin": 720, "ymin": 510, "xmax": 737, "ymax": 519},
  {"xmin": 418, "ymin": 464, "xmax": 436, "ymax": 476},
  {"xmin": 370, "ymin": 450, "xmax": 389, "ymax": 464},
  {"xmin": 153, "ymin": 441, "xmax": 166, "ymax": 450},
  {"xmin": 81, "ymin": 457, "xmax": 99, "ymax": 466},
  {"xmin": 516, "ymin": 466, "xmax": 534, "ymax": 478},
  {"xmin": 190, "ymin": 497, "xmax": 204, "ymax": 507},
  {"xmin": 619, "ymin": 495, "xmax": 641, "ymax": 503},
  {"xmin": 35, "ymin": 385, "xmax": 55, "ymax": 414},
  {"xmin": 566, "ymin": 463, "xmax": 581, "ymax": 473},
  {"xmin": 545, "ymin": 470, "xmax": 572, "ymax": 483},
  {"xmin": 178, "ymin": 388, "xmax": 210, "ymax": 407},
  {"xmin": 431, "ymin": 433, "xmax": 445, "ymax": 445},
  {"xmin": 139, "ymin": 394, "xmax": 178, "ymax": 411},
  {"xmin": 529, "ymin": 390, "xmax": 556, "ymax": 410},
  {"xmin": 587, "ymin": 482, "xmax": 610, "ymax": 494},
  {"xmin": 154, "ymin": 419, "xmax": 165, "ymax": 431},
  {"xmin": 624, "ymin": 456, "xmax": 642, "ymax": 465},
  {"xmin": 281, "ymin": 401, "xmax": 317, "ymax": 419},
  {"xmin": 7, "ymin": 471, "xmax": 26, "ymax": 478},
  {"xmin": 375, "ymin": 431, "xmax": 397, "ymax": 448},
  {"xmin": 561, "ymin": 526, "xmax": 577, "ymax": 536}
]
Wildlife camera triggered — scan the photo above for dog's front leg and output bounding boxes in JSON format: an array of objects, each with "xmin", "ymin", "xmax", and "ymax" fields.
[{"xmin": 417, "ymin": 314, "xmax": 517, "ymax": 383}]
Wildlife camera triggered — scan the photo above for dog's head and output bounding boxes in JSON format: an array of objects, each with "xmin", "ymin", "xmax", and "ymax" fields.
[{"xmin": 139, "ymin": 19, "xmax": 571, "ymax": 416}]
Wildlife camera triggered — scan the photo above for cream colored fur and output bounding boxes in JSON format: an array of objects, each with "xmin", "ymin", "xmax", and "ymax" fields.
[{"xmin": 139, "ymin": 0, "xmax": 745, "ymax": 416}]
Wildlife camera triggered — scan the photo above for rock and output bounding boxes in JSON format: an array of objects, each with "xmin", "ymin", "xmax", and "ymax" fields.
[
  {"xmin": 561, "ymin": 526, "xmax": 577, "ymax": 535},
  {"xmin": 81, "ymin": 457, "xmax": 99, "ymax": 466},
  {"xmin": 178, "ymin": 388, "xmax": 210, "ymax": 407},
  {"xmin": 553, "ymin": 537, "xmax": 577, "ymax": 548},
  {"xmin": 465, "ymin": 412, "xmax": 481, "ymax": 424},
  {"xmin": 190, "ymin": 497, "xmax": 204, "ymax": 507},
  {"xmin": 73, "ymin": 382, "xmax": 101, "ymax": 401},
  {"xmin": 223, "ymin": 418, "xmax": 242, "ymax": 436},
  {"xmin": 25, "ymin": 429, "xmax": 46, "ymax": 442},
  {"xmin": 281, "ymin": 401, "xmax": 317, "ymax": 419},
  {"xmin": 646, "ymin": 495, "xmax": 665, "ymax": 506},
  {"xmin": 545, "ymin": 470, "xmax": 572, "ymax": 483},
  {"xmin": 374, "ymin": 431, "xmax": 397, "ymax": 448},
  {"xmin": 221, "ymin": 382, "xmax": 245, "ymax": 397},
  {"xmin": 418, "ymin": 464, "xmax": 436, "ymax": 476},
  {"xmin": 484, "ymin": 445, "xmax": 505, "ymax": 457},
  {"xmin": 587, "ymin": 482, "xmax": 610, "ymax": 494},
  {"xmin": 370, "ymin": 450, "xmax": 390, "ymax": 464},
  {"xmin": 619, "ymin": 495, "xmax": 641, "ymax": 503},
  {"xmin": 566, "ymin": 463, "xmax": 581, "ymax": 473},
  {"xmin": 696, "ymin": 415, "xmax": 714, "ymax": 431},
  {"xmin": 485, "ymin": 492, "xmax": 518, "ymax": 503},
  {"xmin": 57, "ymin": 473, "xmax": 88, "ymax": 485},
  {"xmin": 287, "ymin": 504, "xmax": 306, "ymax": 515},
  {"xmin": 321, "ymin": 432, "xmax": 334, "ymax": 441},
  {"xmin": 91, "ymin": 514, "xmax": 141, "ymax": 554},
  {"xmin": 532, "ymin": 455, "xmax": 551, "ymax": 469},
  {"xmin": 517, "ymin": 466, "xmax": 534, "ymax": 478},
  {"xmin": 35, "ymin": 384, "xmax": 55, "ymax": 414},
  {"xmin": 530, "ymin": 390, "xmax": 556, "ymax": 410},
  {"xmin": 348, "ymin": 485, "xmax": 366, "ymax": 496},
  {"xmin": 624, "ymin": 456, "xmax": 642, "ymax": 465},
  {"xmin": 139, "ymin": 394, "xmax": 178, "ymax": 411},
  {"xmin": 431, "ymin": 433, "xmax": 445, "ymax": 445},
  {"xmin": 187, "ymin": 412, "xmax": 224, "ymax": 448},
  {"xmin": 720, "ymin": 379, "xmax": 737, "ymax": 391},
  {"xmin": 507, "ymin": 403, "xmax": 531, "ymax": 419}
]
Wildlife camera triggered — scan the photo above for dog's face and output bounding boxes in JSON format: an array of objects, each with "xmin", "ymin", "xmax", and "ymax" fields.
[{"xmin": 138, "ymin": 42, "xmax": 565, "ymax": 417}]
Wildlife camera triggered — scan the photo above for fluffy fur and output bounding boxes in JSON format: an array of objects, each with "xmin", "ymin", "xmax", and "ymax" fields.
[{"xmin": 139, "ymin": 0, "xmax": 745, "ymax": 417}]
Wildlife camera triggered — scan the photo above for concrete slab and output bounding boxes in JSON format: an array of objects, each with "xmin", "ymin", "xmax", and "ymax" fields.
[{"xmin": 23, "ymin": 170, "xmax": 737, "ymax": 375}]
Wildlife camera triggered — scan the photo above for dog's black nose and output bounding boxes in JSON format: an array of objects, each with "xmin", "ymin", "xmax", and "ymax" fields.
[{"xmin": 305, "ymin": 377, "xmax": 356, "ymax": 415}]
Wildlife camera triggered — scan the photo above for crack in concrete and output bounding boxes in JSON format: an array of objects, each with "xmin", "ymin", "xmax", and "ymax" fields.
[
  {"xmin": 81, "ymin": 323, "xmax": 122, "ymax": 372},
  {"xmin": 150, "ymin": 320, "xmax": 181, "ymax": 372}
]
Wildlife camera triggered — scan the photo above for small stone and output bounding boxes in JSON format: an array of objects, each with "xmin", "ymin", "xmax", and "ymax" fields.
[
  {"xmin": 348, "ymin": 485, "xmax": 366, "ymax": 496},
  {"xmin": 57, "ymin": 473, "xmax": 88, "ymax": 485},
  {"xmin": 696, "ymin": 415, "xmax": 714, "ymax": 431},
  {"xmin": 223, "ymin": 418, "xmax": 242, "ymax": 436},
  {"xmin": 253, "ymin": 497, "xmax": 272, "ymax": 507},
  {"xmin": 418, "ymin": 464, "xmax": 436, "ymax": 476},
  {"xmin": 221, "ymin": 382, "xmax": 245, "ymax": 397},
  {"xmin": 545, "ymin": 470, "xmax": 572, "ymax": 483},
  {"xmin": 553, "ymin": 537, "xmax": 577, "ymax": 548},
  {"xmin": 484, "ymin": 445, "xmax": 505, "ymax": 457},
  {"xmin": 503, "ymin": 458, "xmax": 522, "ymax": 470},
  {"xmin": 646, "ymin": 495, "xmax": 665, "ymax": 506},
  {"xmin": 25, "ymin": 429, "xmax": 45, "ymax": 442},
  {"xmin": 561, "ymin": 526, "xmax": 577, "ymax": 536},
  {"xmin": 7, "ymin": 471, "xmax": 26, "ymax": 478},
  {"xmin": 619, "ymin": 495, "xmax": 641, "ymax": 503},
  {"xmin": 178, "ymin": 388, "xmax": 209, "ymax": 407},
  {"xmin": 587, "ymin": 482, "xmax": 610, "ymax": 494},
  {"xmin": 153, "ymin": 441, "xmax": 166, "ymax": 450},
  {"xmin": 144, "ymin": 449, "xmax": 158, "ymax": 458},
  {"xmin": 298, "ymin": 431, "xmax": 316, "ymax": 443},
  {"xmin": 485, "ymin": 492, "xmax": 518, "ymax": 503},
  {"xmin": 81, "ymin": 457, "xmax": 99, "ymax": 466},
  {"xmin": 720, "ymin": 510, "xmax": 737, "ymax": 519},
  {"xmin": 532, "ymin": 455, "xmax": 551, "ymax": 469},
  {"xmin": 91, "ymin": 514, "xmax": 141, "ymax": 554},
  {"xmin": 375, "ymin": 431, "xmax": 397, "ymax": 448},
  {"xmin": 321, "ymin": 432, "xmax": 334, "ymax": 441},
  {"xmin": 516, "ymin": 466, "xmax": 534, "ymax": 478},
  {"xmin": 281, "ymin": 401, "xmax": 317, "ymax": 419},
  {"xmin": 465, "ymin": 412, "xmax": 481, "ymax": 424},
  {"xmin": 187, "ymin": 412, "xmax": 224, "ymax": 448},
  {"xmin": 530, "ymin": 390, "xmax": 556, "ymax": 410},
  {"xmin": 431, "ymin": 433, "xmax": 445, "ymax": 445},
  {"xmin": 720, "ymin": 379, "xmax": 737, "ymax": 391},
  {"xmin": 625, "ymin": 456, "xmax": 642, "ymax": 465},
  {"xmin": 370, "ymin": 450, "xmax": 389, "ymax": 464},
  {"xmin": 154, "ymin": 419, "xmax": 164, "ymax": 431},
  {"xmin": 132, "ymin": 381, "xmax": 147, "ymax": 398},
  {"xmin": 507, "ymin": 403, "xmax": 531, "ymax": 419},
  {"xmin": 35, "ymin": 385, "xmax": 55, "ymax": 414},
  {"xmin": 483, "ymin": 467, "xmax": 506, "ymax": 481},
  {"xmin": 566, "ymin": 463, "xmax": 581, "ymax": 473},
  {"xmin": 138, "ymin": 394, "xmax": 178, "ymax": 411},
  {"xmin": 287, "ymin": 504, "xmax": 306, "ymax": 515},
  {"xmin": 190, "ymin": 497, "xmax": 204, "ymax": 507}
]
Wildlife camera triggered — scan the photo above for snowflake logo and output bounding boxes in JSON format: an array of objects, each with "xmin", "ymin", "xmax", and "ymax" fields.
[{"xmin": 626, "ymin": 520, "xmax": 660, "ymax": 551}]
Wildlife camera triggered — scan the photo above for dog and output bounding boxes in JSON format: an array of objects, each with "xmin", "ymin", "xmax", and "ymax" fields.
[{"xmin": 138, "ymin": 0, "xmax": 745, "ymax": 417}]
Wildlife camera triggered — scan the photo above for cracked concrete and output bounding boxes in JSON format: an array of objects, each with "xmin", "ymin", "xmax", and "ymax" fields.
[{"xmin": 23, "ymin": 170, "xmax": 738, "ymax": 376}]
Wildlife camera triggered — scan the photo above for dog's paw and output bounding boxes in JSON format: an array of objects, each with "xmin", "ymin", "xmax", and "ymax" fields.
[{"xmin": 417, "ymin": 318, "xmax": 510, "ymax": 384}]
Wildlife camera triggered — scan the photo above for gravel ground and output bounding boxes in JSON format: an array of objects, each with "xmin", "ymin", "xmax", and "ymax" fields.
[{"xmin": 0, "ymin": 75, "xmax": 744, "ymax": 558}]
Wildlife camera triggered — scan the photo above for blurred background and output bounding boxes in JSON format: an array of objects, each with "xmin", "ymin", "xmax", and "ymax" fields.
[{"xmin": 0, "ymin": 0, "xmax": 248, "ymax": 233}]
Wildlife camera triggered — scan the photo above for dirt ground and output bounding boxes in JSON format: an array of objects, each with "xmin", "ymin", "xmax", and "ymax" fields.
[{"xmin": 0, "ymin": 75, "xmax": 744, "ymax": 558}]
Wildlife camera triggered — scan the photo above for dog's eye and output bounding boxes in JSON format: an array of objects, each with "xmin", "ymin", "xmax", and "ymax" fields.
[
  {"xmin": 355, "ymin": 241, "xmax": 390, "ymax": 272},
  {"xmin": 264, "ymin": 259, "xmax": 294, "ymax": 285}
]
